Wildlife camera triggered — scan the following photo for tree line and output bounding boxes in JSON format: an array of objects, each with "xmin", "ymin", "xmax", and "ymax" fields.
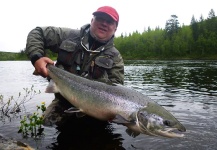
[
  {"xmin": 114, "ymin": 9, "xmax": 217, "ymax": 60},
  {"xmin": 1, "ymin": 9, "xmax": 216, "ymax": 61}
]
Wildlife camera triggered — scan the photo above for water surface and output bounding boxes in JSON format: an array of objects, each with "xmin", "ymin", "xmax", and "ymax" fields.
[{"xmin": 0, "ymin": 60, "xmax": 216, "ymax": 150}]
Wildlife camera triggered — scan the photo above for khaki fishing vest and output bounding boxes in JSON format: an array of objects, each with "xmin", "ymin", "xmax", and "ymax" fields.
[{"xmin": 56, "ymin": 36, "xmax": 118, "ymax": 80}]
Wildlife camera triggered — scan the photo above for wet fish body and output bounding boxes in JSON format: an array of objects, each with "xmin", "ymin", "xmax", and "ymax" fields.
[{"xmin": 46, "ymin": 64, "xmax": 186, "ymax": 138}]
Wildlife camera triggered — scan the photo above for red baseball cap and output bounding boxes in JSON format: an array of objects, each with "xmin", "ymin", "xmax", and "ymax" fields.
[{"xmin": 92, "ymin": 6, "xmax": 119, "ymax": 22}]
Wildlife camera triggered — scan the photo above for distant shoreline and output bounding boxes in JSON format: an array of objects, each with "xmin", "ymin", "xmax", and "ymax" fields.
[{"xmin": 1, "ymin": 51, "xmax": 217, "ymax": 61}]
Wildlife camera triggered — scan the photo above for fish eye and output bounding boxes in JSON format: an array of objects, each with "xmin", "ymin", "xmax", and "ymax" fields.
[
  {"xmin": 139, "ymin": 112, "xmax": 148, "ymax": 117},
  {"xmin": 163, "ymin": 120, "xmax": 172, "ymax": 126}
]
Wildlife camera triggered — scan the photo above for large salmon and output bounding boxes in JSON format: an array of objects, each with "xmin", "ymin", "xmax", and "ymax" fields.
[{"xmin": 45, "ymin": 64, "xmax": 186, "ymax": 138}]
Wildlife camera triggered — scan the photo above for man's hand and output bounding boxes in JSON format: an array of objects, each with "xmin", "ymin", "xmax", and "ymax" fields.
[{"xmin": 33, "ymin": 57, "xmax": 54, "ymax": 77}]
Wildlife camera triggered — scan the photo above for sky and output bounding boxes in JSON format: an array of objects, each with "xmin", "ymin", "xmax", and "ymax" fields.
[{"xmin": 0, "ymin": 0, "xmax": 216, "ymax": 52}]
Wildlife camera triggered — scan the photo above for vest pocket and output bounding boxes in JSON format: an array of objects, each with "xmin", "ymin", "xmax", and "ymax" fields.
[
  {"xmin": 57, "ymin": 40, "xmax": 77, "ymax": 66},
  {"xmin": 95, "ymin": 56, "xmax": 113, "ymax": 69}
]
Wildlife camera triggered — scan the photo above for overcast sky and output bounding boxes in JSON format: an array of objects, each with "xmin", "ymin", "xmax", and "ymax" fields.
[{"xmin": 0, "ymin": 0, "xmax": 216, "ymax": 52}]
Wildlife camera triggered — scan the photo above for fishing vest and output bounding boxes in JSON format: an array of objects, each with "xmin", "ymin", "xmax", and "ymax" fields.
[{"xmin": 56, "ymin": 34, "xmax": 118, "ymax": 80}]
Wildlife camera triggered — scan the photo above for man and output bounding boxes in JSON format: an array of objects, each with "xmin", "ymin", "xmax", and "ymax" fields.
[{"xmin": 26, "ymin": 6, "xmax": 124, "ymax": 126}]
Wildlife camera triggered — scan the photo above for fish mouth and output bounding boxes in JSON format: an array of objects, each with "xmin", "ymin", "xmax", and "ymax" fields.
[
  {"xmin": 136, "ymin": 107, "xmax": 186, "ymax": 138},
  {"xmin": 138, "ymin": 122, "xmax": 185, "ymax": 138},
  {"xmin": 138, "ymin": 120, "xmax": 185, "ymax": 138},
  {"xmin": 154, "ymin": 128, "xmax": 185, "ymax": 138}
]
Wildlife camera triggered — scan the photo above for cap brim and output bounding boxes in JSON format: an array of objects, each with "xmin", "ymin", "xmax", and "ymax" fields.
[{"xmin": 93, "ymin": 12, "xmax": 118, "ymax": 22}]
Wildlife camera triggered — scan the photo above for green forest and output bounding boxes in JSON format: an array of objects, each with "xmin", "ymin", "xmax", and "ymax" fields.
[
  {"xmin": 0, "ymin": 9, "xmax": 216, "ymax": 60},
  {"xmin": 114, "ymin": 9, "xmax": 217, "ymax": 60}
]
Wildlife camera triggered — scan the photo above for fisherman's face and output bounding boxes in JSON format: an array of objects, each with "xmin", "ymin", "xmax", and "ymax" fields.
[{"xmin": 90, "ymin": 13, "xmax": 117, "ymax": 42}]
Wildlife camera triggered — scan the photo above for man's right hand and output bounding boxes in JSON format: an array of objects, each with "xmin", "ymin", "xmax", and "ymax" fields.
[{"xmin": 33, "ymin": 57, "xmax": 54, "ymax": 77}]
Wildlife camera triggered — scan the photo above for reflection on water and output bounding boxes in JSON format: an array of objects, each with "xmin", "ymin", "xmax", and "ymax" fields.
[
  {"xmin": 48, "ymin": 117, "xmax": 124, "ymax": 150},
  {"xmin": 0, "ymin": 60, "xmax": 217, "ymax": 150}
]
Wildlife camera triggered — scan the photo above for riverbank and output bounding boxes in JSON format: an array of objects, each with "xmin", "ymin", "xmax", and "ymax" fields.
[
  {"xmin": 1, "ymin": 51, "xmax": 217, "ymax": 61},
  {"xmin": 0, "ymin": 51, "xmax": 27, "ymax": 61}
]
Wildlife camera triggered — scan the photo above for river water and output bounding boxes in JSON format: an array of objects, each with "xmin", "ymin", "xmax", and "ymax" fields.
[{"xmin": 0, "ymin": 60, "xmax": 217, "ymax": 150}]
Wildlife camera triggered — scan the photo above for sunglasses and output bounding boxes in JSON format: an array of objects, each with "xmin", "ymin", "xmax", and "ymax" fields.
[{"xmin": 94, "ymin": 16, "xmax": 116, "ymax": 25}]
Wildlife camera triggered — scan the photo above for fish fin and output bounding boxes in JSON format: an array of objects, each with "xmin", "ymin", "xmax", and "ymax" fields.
[
  {"xmin": 64, "ymin": 107, "xmax": 86, "ymax": 118},
  {"xmin": 112, "ymin": 114, "xmax": 132, "ymax": 124},
  {"xmin": 45, "ymin": 80, "xmax": 59, "ymax": 93},
  {"xmin": 126, "ymin": 129, "xmax": 140, "ymax": 138},
  {"xmin": 64, "ymin": 107, "xmax": 81, "ymax": 113},
  {"xmin": 76, "ymin": 112, "xmax": 86, "ymax": 118}
]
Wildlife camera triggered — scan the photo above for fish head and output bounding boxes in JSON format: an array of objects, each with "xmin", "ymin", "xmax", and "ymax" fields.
[{"xmin": 136, "ymin": 102, "xmax": 186, "ymax": 138}]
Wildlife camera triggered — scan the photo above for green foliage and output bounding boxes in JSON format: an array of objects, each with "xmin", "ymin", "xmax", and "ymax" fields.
[
  {"xmin": 0, "ymin": 49, "xmax": 28, "ymax": 60},
  {"xmin": 0, "ymin": 86, "xmax": 46, "ymax": 138},
  {"xmin": 165, "ymin": 15, "xmax": 180, "ymax": 39},
  {"xmin": 18, "ymin": 102, "xmax": 46, "ymax": 138},
  {"xmin": 0, "ymin": 51, "xmax": 28, "ymax": 60},
  {"xmin": 0, "ymin": 85, "xmax": 45, "ymax": 137},
  {"xmin": 115, "ymin": 9, "xmax": 217, "ymax": 60},
  {"xmin": 44, "ymin": 49, "xmax": 58, "ymax": 60},
  {"xmin": 1, "ymin": 9, "xmax": 217, "ymax": 60},
  {"xmin": 0, "ymin": 48, "xmax": 57, "ymax": 61},
  {"xmin": 0, "ymin": 85, "xmax": 41, "ymax": 121}
]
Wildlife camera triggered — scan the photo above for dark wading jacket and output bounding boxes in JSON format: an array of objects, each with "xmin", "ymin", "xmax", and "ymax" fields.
[{"xmin": 26, "ymin": 24, "xmax": 124, "ymax": 89}]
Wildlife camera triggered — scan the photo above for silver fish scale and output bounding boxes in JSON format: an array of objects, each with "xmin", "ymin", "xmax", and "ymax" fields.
[
  {"xmin": 47, "ymin": 65, "xmax": 148, "ymax": 120},
  {"xmin": 46, "ymin": 64, "xmax": 186, "ymax": 138}
]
